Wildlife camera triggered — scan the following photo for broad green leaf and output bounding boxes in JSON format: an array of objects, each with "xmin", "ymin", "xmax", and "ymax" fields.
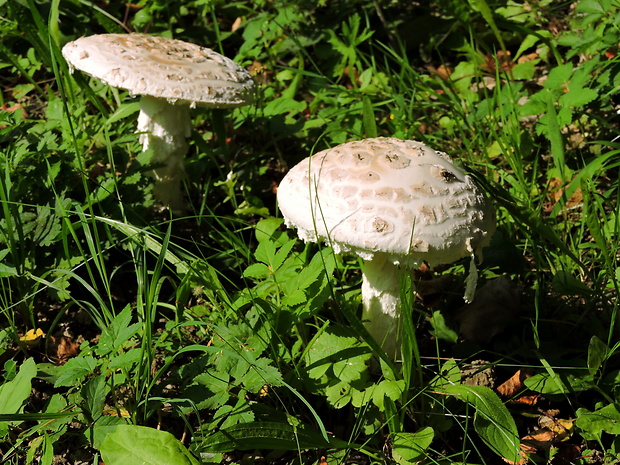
[
  {"xmin": 101, "ymin": 425, "xmax": 199, "ymax": 465},
  {"xmin": 576, "ymin": 0, "xmax": 606, "ymax": 15},
  {"xmin": 428, "ymin": 311, "xmax": 458, "ymax": 343},
  {"xmin": 543, "ymin": 63, "xmax": 573, "ymax": 91},
  {"xmin": 576, "ymin": 403, "xmax": 620, "ymax": 439},
  {"xmin": 560, "ymin": 87, "xmax": 598, "ymax": 107},
  {"xmin": 524, "ymin": 371, "xmax": 594, "ymax": 395},
  {"xmin": 200, "ymin": 421, "xmax": 348, "ymax": 452},
  {"xmin": 371, "ymin": 379, "xmax": 405, "ymax": 410},
  {"xmin": 254, "ymin": 218, "xmax": 286, "ymax": 245},
  {"xmin": 391, "ymin": 427, "xmax": 434, "ymax": 465},
  {"xmin": 0, "ymin": 358, "xmax": 36, "ymax": 414},
  {"xmin": 442, "ymin": 384, "xmax": 520, "ymax": 462},
  {"xmin": 587, "ymin": 336, "xmax": 609, "ymax": 375},
  {"xmin": 54, "ymin": 356, "xmax": 97, "ymax": 387},
  {"xmin": 429, "ymin": 359, "xmax": 461, "ymax": 390},
  {"xmin": 305, "ymin": 325, "xmax": 371, "ymax": 382},
  {"xmin": 242, "ymin": 262, "xmax": 271, "ymax": 279},
  {"xmin": 82, "ymin": 374, "xmax": 107, "ymax": 422},
  {"xmin": 241, "ymin": 358, "xmax": 283, "ymax": 393},
  {"xmin": 325, "ymin": 379, "xmax": 357, "ymax": 409}
]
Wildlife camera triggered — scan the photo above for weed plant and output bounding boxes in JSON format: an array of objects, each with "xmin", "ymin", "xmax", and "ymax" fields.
[{"xmin": 1, "ymin": 0, "xmax": 620, "ymax": 464}]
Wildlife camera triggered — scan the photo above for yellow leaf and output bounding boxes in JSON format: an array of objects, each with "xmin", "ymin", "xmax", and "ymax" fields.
[{"xmin": 20, "ymin": 328, "xmax": 44, "ymax": 342}]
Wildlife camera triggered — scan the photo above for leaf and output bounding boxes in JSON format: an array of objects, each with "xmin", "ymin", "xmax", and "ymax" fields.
[
  {"xmin": 263, "ymin": 96, "xmax": 306, "ymax": 116},
  {"xmin": 82, "ymin": 374, "xmax": 107, "ymax": 422},
  {"xmin": 0, "ymin": 358, "xmax": 36, "ymax": 415},
  {"xmin": 101, "ymin": 425, "xmax": 199, "ymax": 465},
  {"xmin": 242, "ymin": 262, "xmax": 271, "ymax": 279},
  {"xmin": 587, "ymin": 335, "xmax": 609, "ymax": 375},
  {"xmin": 442, "ymin": 384, "xmax": 520, "ymax": 462},
  {"xmin": 240, "ymin": 357, "xmax": 283, "ymax": 393},
  {"xmin": 559, "ymin": 87, "xmax": 598, "ymax": 107},
  {"xmin": 97, "ymin": 305, "xmax": 141, "ymax": 355},
  {"xmin": 524, "ymin": 371, "xmax": 594, "ymax": 395},
  {"xmin": 200, "ymin": 421, "xmax": 348, "ymax": 452},
  {"xmin": 391, "ymin": 427, "xmax": 435, "ymax": 465},
  {"xmin": 372, "ymin": 379, "xmax": 405, "ymax": 410},
  {"xmin": 576, "ymin": 403, "xmax": 620, "ymax": 439},
  {"xmin": 19, "ymin": 328, "xmax": 44, "ymax": 342},
  {"xmin": 428, "ymin": 310, "xmax": 458, "ymax": 343},
  {"xmin": 54, "ymin": 355, "xmax": 97, "ymax": 387},
  {"xmin": 466, "ymin": 0, "xmax": 506, "ymax": 51},
  {"xmin": 362, "ymin": 96, "xmax": 377, "ymax": 138},
  {"xmin": 305, "ymin": 325, "xmax": 371, "ymax": 382}
]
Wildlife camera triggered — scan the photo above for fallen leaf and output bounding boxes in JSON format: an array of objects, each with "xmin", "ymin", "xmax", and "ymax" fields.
[
  {"xmin": 497, "ymin": 369, "xmax": 533, "ymax": 399},
  {"xmin": 483, "ymin": 50, "xmax": 513, "ymax": 73},
  {"xmin": 19, "ymin": 328, "xmax": 45, "ymax": 348},
  {"xmin": 231, "ymin": 16, "xmax": 242, "ymax": 32},
  {"xmin": 425, "ymin": 64, "xmax": 452, "ymax": 80},
  {"xmin": 546, "ymin": 177, "xmax": 583, "ymax": 212},
  {"xmin": 20, "ymin": 328, "xmax": 44, "ymax": 342},
  {"xmin": 522, "ymin": 428, "xmax": 557, "ymax": 450},
  {"xmin": 48, "ymin": 335, "xmax": 80, "ymax": 362}
]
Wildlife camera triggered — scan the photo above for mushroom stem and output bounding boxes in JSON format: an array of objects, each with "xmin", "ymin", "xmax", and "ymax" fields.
[
  {"xmin": 361, "ymin": 254, "xmax": 406, "ymax": 359},
  {"xmin": 137, "ymin": 95, "xmax": 192, "ymax": 212}
]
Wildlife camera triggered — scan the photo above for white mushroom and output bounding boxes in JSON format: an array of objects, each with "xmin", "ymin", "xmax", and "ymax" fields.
[
  {"xmin": 277, "ymin": 137, "xmax": 495, "ymax": 359},
  {"xmin": 62, "ymin": 33, "xmax": 256, "ymax": 211}
]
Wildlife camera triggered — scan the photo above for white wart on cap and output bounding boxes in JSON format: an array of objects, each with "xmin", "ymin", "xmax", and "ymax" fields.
[
  {"xmin": 277, "ymin": 137, "xmax": 495, "ymax": 359},
  {"xmin": 62, "ymin": 33, "xmax": 256, "ymax": 211}
]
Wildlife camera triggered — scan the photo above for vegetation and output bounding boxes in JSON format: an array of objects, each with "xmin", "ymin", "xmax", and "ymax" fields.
[{"xmin": 1, "ymin": 0, "xmax": 620, "ymax": 463}]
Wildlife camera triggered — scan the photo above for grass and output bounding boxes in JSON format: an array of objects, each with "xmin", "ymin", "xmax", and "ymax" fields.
[{"xmin": 2, "ymin": 0, "xmax": 620, "ymax": 463}]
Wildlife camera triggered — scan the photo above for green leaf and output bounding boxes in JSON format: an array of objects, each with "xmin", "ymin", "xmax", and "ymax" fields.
[
  {"xmin": 466, "ymin": 0, "xmax": 506, "ymax": 51},
  {"xmin": 576, "ymin": 403, "xmax": 620, "ymax": 439},
  {"xmin": 97, "ymin": 305, "xmax": 140, "ymax": 355},
  {"xmin": 0, "ymin": 358, "xmax": 36, "ymax": 415},
  {"xmin": 263, "ymin": 96, "xmax": 306, "ymax": 116},
  {"xmin": 241, "ymin": 358, "xmax": 283, "ymax": 393},
  {"xmin": 442, "ymin": 384, "xmax": 520, "ymax": 462},
  {"xmin": 305, "ymin": 325, "xmax": 371, "ymax": 382},
  {"xmin": 200, "ymin": 421, "xmax": 348, "ymax": 452},
  {"xmin": 82, "ymin": 374, "xmax": 107, "ymax": 422},
  {"xmin": 524, "ymin": 371, "xmax": 594, "ymax": 395},
  {"xmin": 54, "ymin": 356, "xmax": 97, "ymax": 387},
  {"xmin": 428, "ymin": 311, "xmax": 458, "ymax": 343},
  {"xmin": 371, "ymin": 379, "xmax": 405, "ymax": 409},
  {"xmin": 254, "ymin": 218, "xmax": 285, "ymax": 245},
  {"xmin": 587, "ymin": 336, "xmax": 609, "ymax": 375},
  {"xmin": 242, "ymin": 262, "xmax": 271, "ymax": 279},
  {"xmin": 101, "ymin": 426, "xmax": 199, "ymax": 465},
  {"xmin": 391, "ymin": 427, "xmax": 434, "ymax": 464},
  {"xmin": 560, "ymin": 87, "xmax": 598, "ymax": 107}
]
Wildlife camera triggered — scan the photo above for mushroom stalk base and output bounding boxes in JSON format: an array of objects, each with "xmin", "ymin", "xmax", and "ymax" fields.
[
  {"xmin": 361, "ymin": 255, "xmax": 406, "ymax": 360},
  {"xmin": 138, "ymin": 95, "xmax": 192, "ymax": 212}
]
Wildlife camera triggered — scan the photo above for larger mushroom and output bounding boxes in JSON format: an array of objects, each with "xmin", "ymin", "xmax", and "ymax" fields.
[
  {"xmin": 277, "ymin": 137, "xmax": 495, "ymax": 359},
  {"xmin": 62, "ymin": 33, "xmax": 256, "ymax": 211}
]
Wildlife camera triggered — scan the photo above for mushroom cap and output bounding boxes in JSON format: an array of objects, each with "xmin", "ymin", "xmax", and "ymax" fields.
[
  {"xmin": 277, "ymin": 137, "xmax": 495, "ymax": 267},
  {"xmin": 62, "ymin": 33, "xmax": 256, "ymax": 108}
]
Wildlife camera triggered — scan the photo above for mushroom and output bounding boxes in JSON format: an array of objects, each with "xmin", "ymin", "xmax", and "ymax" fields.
[
  {"xmin": 276, "ymin": 137, "xmax": 495, "ymax": 359},
  {"xmin": 62, "ymin": 33, "xmax": 256, "ymax": 211}
]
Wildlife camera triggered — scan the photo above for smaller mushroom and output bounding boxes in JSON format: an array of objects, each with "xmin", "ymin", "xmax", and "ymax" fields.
[
  {"xmin": 277, "ymin": 137, "xmax": 495, "ymax": 359},
  {"xmin": 62, "ymin": 33, "xmax": 256, "ymax": 211}
]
